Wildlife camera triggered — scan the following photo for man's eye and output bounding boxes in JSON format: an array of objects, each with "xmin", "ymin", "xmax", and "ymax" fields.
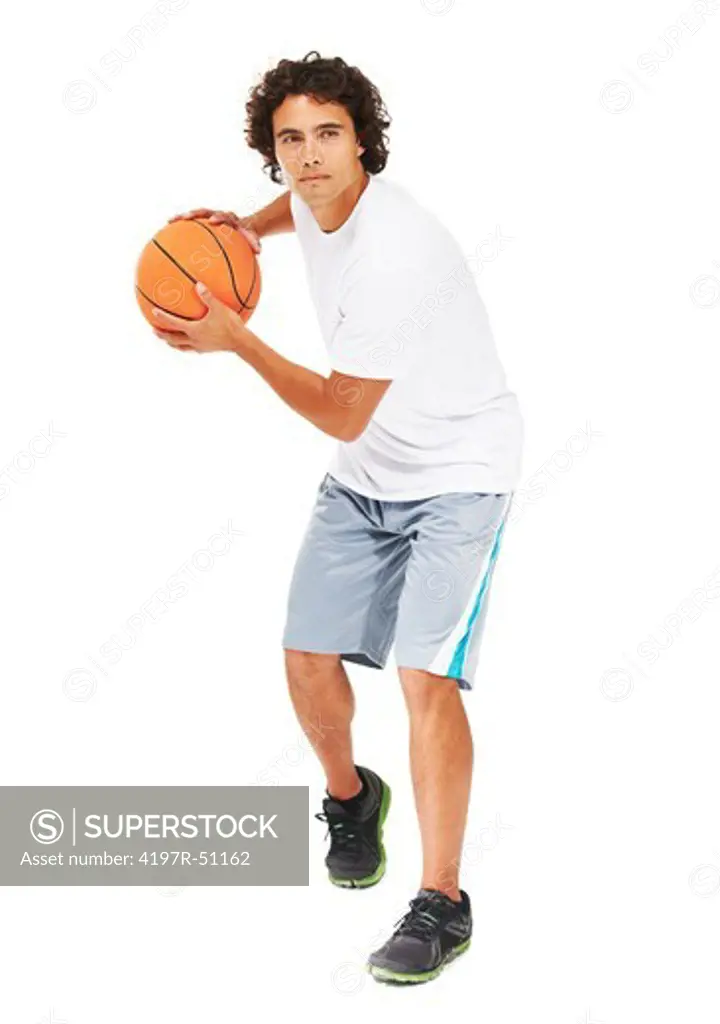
[{"xmin": 321, "ymin": 129, "xmax": 339, "ymax": 138}]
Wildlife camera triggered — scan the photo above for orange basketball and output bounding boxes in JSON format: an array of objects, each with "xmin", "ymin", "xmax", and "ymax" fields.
[{"xmin": 135, "ymin": 217, "xmax": 261, "ymax": 332}]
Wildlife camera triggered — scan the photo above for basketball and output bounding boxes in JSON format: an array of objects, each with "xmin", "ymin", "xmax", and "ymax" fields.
[{"xmin": 135, "ymin": 217, "xmax": 261, "ymax": 332}]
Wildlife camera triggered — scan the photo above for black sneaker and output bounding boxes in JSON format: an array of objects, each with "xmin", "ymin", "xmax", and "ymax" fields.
[
  {"xmin": 314, "ymin": 765, "xmax": 391, "ymax": 888},
  {"xmin": 366, "ymin": 887, "xmax": 472, "ymax": 983}
]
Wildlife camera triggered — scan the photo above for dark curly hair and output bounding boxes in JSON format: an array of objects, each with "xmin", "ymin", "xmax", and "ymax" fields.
[{"xmin": 244, "ymin": 50, "xmax": 391, "ymax": 185}]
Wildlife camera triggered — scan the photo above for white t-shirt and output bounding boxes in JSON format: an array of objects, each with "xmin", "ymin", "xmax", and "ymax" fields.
[{"xmin": 289, "ymin": 173, "xmax": 524, "ymax": 501}]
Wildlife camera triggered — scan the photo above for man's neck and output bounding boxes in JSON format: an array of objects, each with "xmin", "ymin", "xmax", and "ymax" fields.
[{"xmin": 314, "ymin": 172, "xmax": 370, "ymax": 233}]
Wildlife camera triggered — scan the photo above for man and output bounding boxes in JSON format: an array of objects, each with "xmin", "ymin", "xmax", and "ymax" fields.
[{"xmin": 153, "ymin": 50, "xmax": 523, "ymax": 985}]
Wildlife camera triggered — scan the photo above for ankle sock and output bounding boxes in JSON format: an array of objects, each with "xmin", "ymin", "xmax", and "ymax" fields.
[{"xmin": 328, "ymin": 768, "xmax": 368, "ymax": 813}]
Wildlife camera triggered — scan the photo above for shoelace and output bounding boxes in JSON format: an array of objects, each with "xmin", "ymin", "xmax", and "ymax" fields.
[
  {"xmin": 392, "ymin": 893, "xmax": 453, "ymax": 940},
  {"xmin": 314, "ymin": 809, "xmax": 363, "ymax": 852}
]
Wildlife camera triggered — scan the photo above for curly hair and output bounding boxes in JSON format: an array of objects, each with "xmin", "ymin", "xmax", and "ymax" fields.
[{"xmin": 244, "ymin": 50, "xmax": 391, "ymax": 184}]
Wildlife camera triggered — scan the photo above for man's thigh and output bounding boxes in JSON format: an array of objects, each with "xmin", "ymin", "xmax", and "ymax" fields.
[
  {"xmin": 393, "ymin": 492, "xmax": 512, "ymax": 691},
  {"xmin": 282, "ymin": 474, "xmax": 411, "ymax": 669}
]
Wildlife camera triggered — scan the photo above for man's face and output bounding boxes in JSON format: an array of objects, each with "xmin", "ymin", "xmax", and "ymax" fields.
[{"xmin": 272, "ymin": 93, "xmax": 366, "ymax": 205}]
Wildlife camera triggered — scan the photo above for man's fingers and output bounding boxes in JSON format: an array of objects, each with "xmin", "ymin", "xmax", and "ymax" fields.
[
  {"xmin": 208, "ymin": 213, "xmax": 252, "ymax": 241},
  {"xmin": 209, "ymin": 217, "xmax": 261, "ymax": 253},
  {"xmin": 153, "ymin": 327, "xmax": 185, "ymax": 340},
  {"xmin": 167, "ymin": 208, "xmax": 215, "ymax": 223},
  {"xmin": 165, "ymin": 210, "xmax": 261, "ymax": 253},
  {"xmin": 153, "ymin": 328, "xmax": 193, "ymax": 348},
  {"xmin": 207, "ymin": 211, "xmax": 238, "ymax": 226},
  {"xmin": 238, "ymin": 226, "xmax": 262, "ymax": 253},
  {"xmin": 152, "ymin": 306, "xmax": 190, "ymax": 330}
]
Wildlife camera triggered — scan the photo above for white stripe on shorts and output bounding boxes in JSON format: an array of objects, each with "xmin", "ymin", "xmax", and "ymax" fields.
[{"xmin": 426, "ymin": 493, "xmax": 511, "ymax": 677}]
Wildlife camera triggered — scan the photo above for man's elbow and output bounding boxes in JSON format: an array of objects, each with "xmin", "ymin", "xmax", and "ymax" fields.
[
  {"xmin": 335, "ymin": 418, "xmax": 367, "ymax": 443},
  {"xmin": 324, "ymin": 372, "xmax": 390, "ymax": 443}
]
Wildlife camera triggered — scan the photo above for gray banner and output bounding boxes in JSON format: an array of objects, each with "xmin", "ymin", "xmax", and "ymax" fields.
[{"xmin": 0, "ymin": 787, "xmax": 308, "ymax": 886}]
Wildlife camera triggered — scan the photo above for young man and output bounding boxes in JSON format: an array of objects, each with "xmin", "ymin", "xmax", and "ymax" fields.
[{"xmin": 154, "ymin": 51, "xmax": 523, "ymax": 985}]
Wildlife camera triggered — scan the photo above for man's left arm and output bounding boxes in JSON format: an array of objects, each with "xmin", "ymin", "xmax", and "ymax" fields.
[
  {"xmin": 152, "ymin": 281, "xmax": 391, "ymax": 442},
  {"xmin": 235, "ymin": 330, "xmax": 391, "ymax": 442},
  {"xmin": 152, "ymin": 254, "xmax": 425, "ymax": 441}
]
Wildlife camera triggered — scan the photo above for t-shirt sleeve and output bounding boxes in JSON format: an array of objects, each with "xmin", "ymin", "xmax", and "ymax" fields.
[{"xmin": 328, "ymin": 256, "xmax": 428, "ymax": 380}]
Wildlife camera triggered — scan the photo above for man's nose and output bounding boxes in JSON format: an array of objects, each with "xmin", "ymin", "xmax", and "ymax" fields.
[{"xmin": 298, "ymin": 137, "xmax": 322, "ymax": 164}]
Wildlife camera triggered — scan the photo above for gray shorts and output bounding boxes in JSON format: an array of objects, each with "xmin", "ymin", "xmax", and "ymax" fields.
[{"xmin": 282, "ymin": 473, "xmax": 513, "ymax": 691}]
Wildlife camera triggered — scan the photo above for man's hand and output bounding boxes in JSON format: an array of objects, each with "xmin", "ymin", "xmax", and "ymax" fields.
[
  {"xmin": 167, "ymin": 208, "xmax": 262, "ymax": 254},
  {"xmin": 152, "ymin": 282, "xmax": 255, "ymax": 355}
]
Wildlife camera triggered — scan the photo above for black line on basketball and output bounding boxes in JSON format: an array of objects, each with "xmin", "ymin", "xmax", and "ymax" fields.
[
  {"xmin": 193, "ymin": 221, "xmax": 257, "ymax": 311},
  {"xmin": 151, "ymin": 238, "xmax": 199, "ymax": 286},
  {"xmin": 135, "ymin": 284, "xmax": 198, "ymax": 321}
]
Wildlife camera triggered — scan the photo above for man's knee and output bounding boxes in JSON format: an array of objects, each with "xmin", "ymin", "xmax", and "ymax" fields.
[
  {"xmin": 398, "ymin": 666, "xmax": 459, "ymax": 710},
  {"xmin": 284, "ymin": 648, "xmax": 342, "ymax": 685}
]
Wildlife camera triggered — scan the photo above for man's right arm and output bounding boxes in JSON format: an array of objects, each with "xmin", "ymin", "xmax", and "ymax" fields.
[{"xmin": 245, "ymin": 190, "xmax": 294, "ymax": 239}]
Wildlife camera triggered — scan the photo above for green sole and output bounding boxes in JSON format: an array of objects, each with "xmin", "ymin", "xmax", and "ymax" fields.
[
  {"xmin": 328, "ymin": 779, "xmax": 391, "ymax": 888},
  {"xmin": 367, "ymin": 937, "xmax": 471, "ymax": 983}
]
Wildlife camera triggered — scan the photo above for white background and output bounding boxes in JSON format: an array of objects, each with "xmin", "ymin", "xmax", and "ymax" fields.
[{"xmin": 1, "ymin": 0, "xmax": 719, "ymax": 1019}]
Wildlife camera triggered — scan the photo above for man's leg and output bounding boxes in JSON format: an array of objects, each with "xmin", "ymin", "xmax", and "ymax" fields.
[
  {"xmin": 284, "ymin": 649, "xmax": 362, "ymax": 800},
  {"xmin": 398, "ymin": 666, "xmax": 473, "ymax": 903}
]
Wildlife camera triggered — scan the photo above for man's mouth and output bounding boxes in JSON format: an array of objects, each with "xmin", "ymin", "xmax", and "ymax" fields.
[{"xmin": 301, "ymin": 174, "xmax": 330, "ymax": 181}]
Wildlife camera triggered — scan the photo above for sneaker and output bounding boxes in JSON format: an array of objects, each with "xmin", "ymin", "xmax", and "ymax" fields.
[
  {"xmin": 366, "ymin": 887, "xmax": 472, "ymax": 984},
  {"xmin": 314, "ymin": 765, "xmax": 391, "ymax": 888}
]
